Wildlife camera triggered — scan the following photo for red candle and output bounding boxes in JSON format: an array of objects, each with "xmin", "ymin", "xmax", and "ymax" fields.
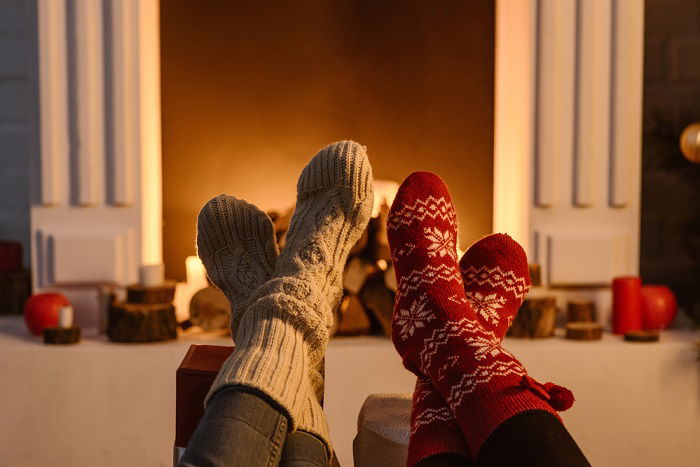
[{"xmin": 612, "ymin": 277, "xmax": 642, "ymax": 334}]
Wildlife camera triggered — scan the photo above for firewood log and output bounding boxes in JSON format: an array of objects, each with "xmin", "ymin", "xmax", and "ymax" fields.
[
  {"xmin": 336, "ymin": 294, "xmax": 370, "ymax": 336},
  {"xmin": 360, "ymin": 278, "xmax": 395, "ymax": 337},
  {"xmin": 372, "ymin": 202, "xmax": 392, "ymax": 262},
  {"xmin": 343, "ymin": 257, "xmax": 372, "ymax": 295},
  {"xmin": 349, "ymin": 228, "xmax": 369, "ymax": 257}
]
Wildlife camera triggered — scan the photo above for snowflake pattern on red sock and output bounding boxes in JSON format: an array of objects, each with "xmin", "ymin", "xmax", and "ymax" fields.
[{"xmin": 388, "ymin": 172, "xmax": 571, "ymax": 463}]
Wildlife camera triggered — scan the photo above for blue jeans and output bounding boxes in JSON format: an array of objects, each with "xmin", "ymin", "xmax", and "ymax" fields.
[{"xmin": 180, "ymin": 387, "xmax": 329, "ymax": 467}]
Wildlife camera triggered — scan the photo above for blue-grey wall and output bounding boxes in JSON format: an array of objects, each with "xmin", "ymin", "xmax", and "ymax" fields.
[{"xmin": 0, "ymin": 0, "xmax": 36, "ymax": 268}]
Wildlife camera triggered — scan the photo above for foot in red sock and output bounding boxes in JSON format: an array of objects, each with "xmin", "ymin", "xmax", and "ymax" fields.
[
  {"xmin": 405, "ymin": 233, "xmax": 532, "ymax": 466},
  {"xmin": 388, "ymin": 172, "xmax": 572, "ymax": 459}
]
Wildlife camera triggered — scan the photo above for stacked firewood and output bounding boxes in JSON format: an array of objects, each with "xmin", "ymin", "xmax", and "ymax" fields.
[{"xmin": 269, "ymin": 204, "xmax": 397, "ymax": 337}]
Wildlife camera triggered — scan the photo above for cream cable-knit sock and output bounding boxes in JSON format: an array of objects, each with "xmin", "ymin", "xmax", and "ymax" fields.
[
  {"xmin": 196, "ymin": 194, "xmax": 278, "ymax": 336},
  {"xmin": 196, "ymin": 194, "xmax": 330, "ymax": 449},
  {"xmin": 206, "ymin": 141, "xmax": 374, "ymax": 455}
]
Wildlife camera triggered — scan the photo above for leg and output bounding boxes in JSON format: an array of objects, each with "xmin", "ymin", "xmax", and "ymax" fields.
[
  {"xmin": 477, "ymin": 411, "xmax": 589, "ymax": 467},
  {"xmin": 180, "ymin": 387, "xmax": 288, "ymax": 467},
  {"xmin": 197, "ymin": 194, "xmax": 329, "ymax": 451},
  {"xmin": 388, "ymin": 172, "xmax": 584, "ymax": 462},
  {"xmin": 279, "ymin": 430, "xmax": 329, "ymax": 467},
  {"xmin": 198, "ymin": 141, "xmax": 373, "ymax": 460}
]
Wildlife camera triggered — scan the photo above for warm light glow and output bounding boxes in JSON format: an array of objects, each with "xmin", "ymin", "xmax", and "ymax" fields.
[
  {"xmin": 185, "ymin": 256, "xmax": 208, "ymax": 290},
  {"xmin": 372, "ymin": 179, "xmax": 400, "ymax": 218},
  {"xmin": 140, "ymin": 0, "xmax": 162, "ymax": 265},
  {"xmin": 493, "ymin": 0, "xmax": 536, "ymax": 254}
]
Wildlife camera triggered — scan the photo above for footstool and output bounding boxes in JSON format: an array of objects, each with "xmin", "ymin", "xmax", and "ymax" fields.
[{"xmin": 353, "ymin": 393, "xmax": 412, "ymax": 467}]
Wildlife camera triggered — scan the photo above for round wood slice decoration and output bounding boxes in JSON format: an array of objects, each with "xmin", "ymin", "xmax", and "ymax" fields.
[
  {"xmin": 108, "ymin": 302, "xmax": 177, "ymax": 342},
  {"xmin": 565, "ymin": 322, "xmax": 603, "ymax": 340},
  {"xmin": 189, "ymin": 286, "xmax": 231, "ymax": 331},
  {"xmin": 567, "ymin": 299, "xmax": 596, "ymax": 323},
  {"xmin": 624, "ymin": 330, "xmax": 660, "ymax": 342},
  {"xmin": 126, "ymin": 281, "xmax": 176, "ymax": 304},
  {"xmin": 44, "ymin": 326, "xmax": 81, "ymax": 344}
]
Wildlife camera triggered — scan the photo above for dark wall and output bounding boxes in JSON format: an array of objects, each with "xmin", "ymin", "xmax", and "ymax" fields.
[
  {"xmin": 161, "ymin": 0, "xmax": 495, "ymax": 280},
  {"xmin": 641, "ymin": 0, "xmax": 700, "ymax": 321}
]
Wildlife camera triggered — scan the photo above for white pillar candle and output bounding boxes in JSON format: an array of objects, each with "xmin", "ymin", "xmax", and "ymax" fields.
[
  {"xmin": 58, "ymin": 306, "xmax": 74, "ymax": 328},
  {"xmin": 185, "ymin": 256, "xmax": 208, "ymax": 291},
  {"xmin": 140, "ymin": 263, "xmax": 165, "ymax": 287}
]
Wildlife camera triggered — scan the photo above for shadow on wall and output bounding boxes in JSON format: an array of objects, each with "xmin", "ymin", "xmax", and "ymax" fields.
[{"xmin": 160, "ymin": 0, "xmax": 495, "ymax": 280}]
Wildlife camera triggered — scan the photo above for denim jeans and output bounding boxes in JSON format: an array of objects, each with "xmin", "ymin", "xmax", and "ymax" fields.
[{"xmin": 180, "ymin": 387, "xmax": 329, "ymax": 467}]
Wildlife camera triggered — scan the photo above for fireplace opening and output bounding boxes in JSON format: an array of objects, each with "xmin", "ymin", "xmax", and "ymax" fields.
[{"xmin": 160, "ymin": 0, "xmax": 496, "ymax": 281}]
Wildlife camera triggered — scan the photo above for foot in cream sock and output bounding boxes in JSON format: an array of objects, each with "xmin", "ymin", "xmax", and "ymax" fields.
[
  {"xmin": 206, "ymin": 141, "xmax": 374, "ymax": 456},
  {"xmin": 196, "ymin": 195, "xmax": 328, "ymax": 442}
]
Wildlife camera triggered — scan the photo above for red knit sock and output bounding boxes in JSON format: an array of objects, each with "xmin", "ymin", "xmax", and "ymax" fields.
[
  {"xmin": 407, "ymin": 376, "xmax": 468, "ymax": 467},
  {"xmin": 389, "ymin": 172, "xmax": 572, "ymax": 458},
  {"xmin": 406, "ymin": 234, "xmax": 533, "ymax": 465}
]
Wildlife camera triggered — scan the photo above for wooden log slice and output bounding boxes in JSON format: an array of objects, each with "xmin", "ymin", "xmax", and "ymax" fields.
[
  {"xmin": 126, "ymin": 281, "xmax": 177, "ymax": 304},
  {"xmin": 567, "ymin": 299, "xmax": 596, "ymax": 323},
  {"xmin": 336, "ymin": 294, "xmax": 370, "ymax": 336},
  {"xmin": 44, "ymin": 326, "xmax": 81, "ymax": 344},
  {"xmin": 108, "ymin": 302, "xmax": 178, "ymax": 342},
  {"xmin": 507, "ymin": 297, "xmax": 557, "ymax": 338},
  {"xmin": 565, "ymin": 322, "xmax": 603, "ymax": 340},
  {"xmin": 624, "ymin": 330, "xmax": 660, "ymax": 342}
]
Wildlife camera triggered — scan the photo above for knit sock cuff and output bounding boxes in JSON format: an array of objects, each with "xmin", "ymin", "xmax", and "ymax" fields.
[
  {"xmin": 297, "ymin": 394, "xmax": 333, "ymax": 460},
  {"xmin": 205, "ymin": 312, "xmax": 314, "ymax": 431}
]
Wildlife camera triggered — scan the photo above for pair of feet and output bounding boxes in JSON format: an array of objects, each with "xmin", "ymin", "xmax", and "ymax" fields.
[
  {"xmin": 196, "ymin": 141, "xmax": 374, "ymax": 459},
  {"xmin": 387, "ymin": 172, "xmax": 573, "ymax": 466}
]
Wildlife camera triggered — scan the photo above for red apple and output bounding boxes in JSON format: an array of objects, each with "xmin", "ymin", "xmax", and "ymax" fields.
[
  {"xmin": 24, "ymin": 293, "xmax": 71, "ymax": 336},
  {"xmin": 640, "ymin": 285, "xmax": 677, "ymax": 330}
]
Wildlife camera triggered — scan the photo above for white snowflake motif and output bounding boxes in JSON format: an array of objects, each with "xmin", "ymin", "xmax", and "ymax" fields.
[
  {"xmin": 468, "ymin": 334, "xmax": 503, "ymax": 360},
  {"xmin": 466, "ymin": 291, "xmax": 506, "ymax": 324},
  {"xmin": 424, "ymin": 227, "xmax": 456, "ymax": 260},
  {"xmin": 396, "ymin": 294, "xmax": 433, "ymax": 339}
]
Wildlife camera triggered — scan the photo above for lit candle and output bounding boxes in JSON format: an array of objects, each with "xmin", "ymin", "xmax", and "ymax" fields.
[
  {"xmin": 140, "ymin": 263, "xmax": 165, "ymax": 287},
  {"xmin": 186, "ymin": 256, "xmax": 208, "ymax": 291},
  {"xmin": 58, "ymin": 306, "xmax": 74, "ymax": 328}
]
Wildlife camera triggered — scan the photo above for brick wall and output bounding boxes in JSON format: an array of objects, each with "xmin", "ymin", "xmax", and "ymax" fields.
[
  {"xmin": 0, "ymin": 0, "xmax": 36, "ymax": 268},
  {"xmin": 641, "ymin": 0, "xmax": 700, "ymax": 320}
]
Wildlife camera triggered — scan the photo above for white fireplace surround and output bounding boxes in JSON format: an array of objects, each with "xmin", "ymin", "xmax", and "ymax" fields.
[{"xmin": 31, "ymin": 0, "xmax": 644, "ymax": 326}]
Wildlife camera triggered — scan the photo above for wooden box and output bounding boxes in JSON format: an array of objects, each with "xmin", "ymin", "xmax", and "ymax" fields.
[{"xmin": 174, "ymin": 344, "xmax": 234, "ymax": 463}]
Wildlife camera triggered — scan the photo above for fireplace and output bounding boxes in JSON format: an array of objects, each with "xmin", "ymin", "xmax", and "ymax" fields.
[
  {"xmin": 159, "ymin": 0, "xmax": 496, "ymax": 281},
  {"xmin": 27, "ymin": 0, "xmax": 652, "ymax": 330}
]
